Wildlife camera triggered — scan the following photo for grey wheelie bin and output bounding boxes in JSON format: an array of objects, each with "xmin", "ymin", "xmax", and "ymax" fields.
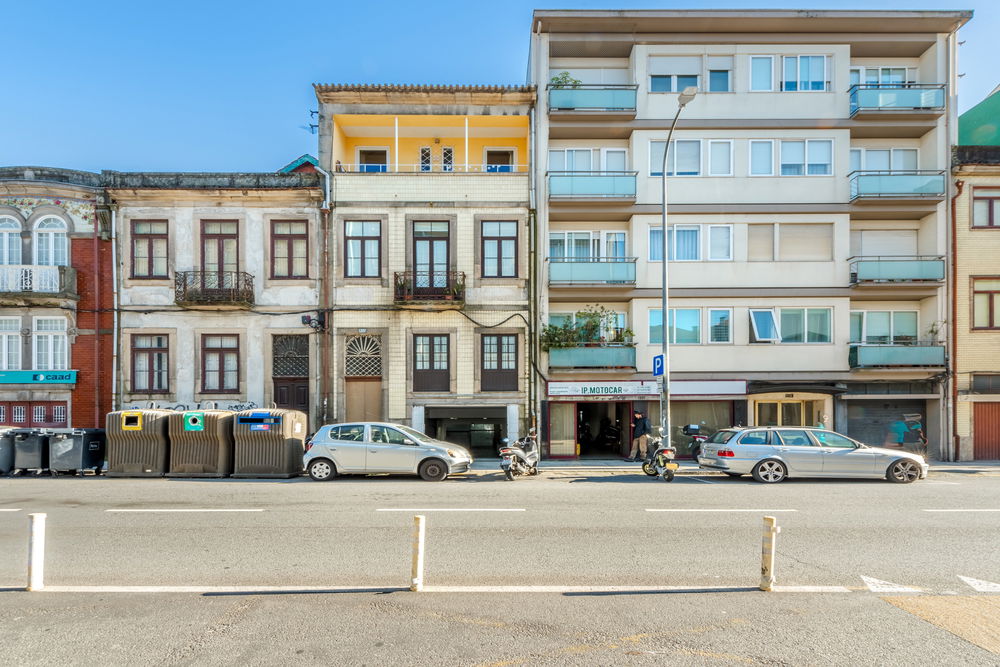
[
  {"xmin": 166, "ymin": 410, "xmax": 235, "ymax": 477},
  {"xmin": 106, "ymin": 409, "xmax": 172, "ymax": 477},
  {"xmin": 49, "ymin": 428, "xmax": 106, "ymax": 475},
  {"xmin": 12, "ymin": 429, "xmax": 51, "ymax": 475},
  {"xmin": 0, "ymin": 429, "xmax": 14, "ymax": 474},
  {"xmin": 232, "ymin": 409, "xmax": 307, "ymax": 478}
]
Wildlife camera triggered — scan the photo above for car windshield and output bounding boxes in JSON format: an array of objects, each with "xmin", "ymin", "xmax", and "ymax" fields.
[{"xmin": 707, "ymin": 430, "xmax": 736, "ymax": 444}]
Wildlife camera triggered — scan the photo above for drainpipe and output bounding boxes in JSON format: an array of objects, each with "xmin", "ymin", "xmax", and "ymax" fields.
[
  {"xmin": 315, "ymin": 165, "xmax": 332, "ymax": 424},
  {"xmin": 951, "ymin": 178, "xmax": 964, "ymax": 461},
  {"xmin": 92, "ymin": 201, "xmax": 101, "ymax": 427},
  {"xmin": 109, "ymin": 206, "xmax": 120, "ymax": 412},
  {"xmin": 528, "ymin": 106, "xmax": 537, "ymax": 433}
]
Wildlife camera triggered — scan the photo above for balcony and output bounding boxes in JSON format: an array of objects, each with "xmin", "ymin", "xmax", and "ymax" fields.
[
  {"xmin": 849, "ymin": 171, "xmax": 946, "ymax": 202},
  {"xmin": 0, "ymin": 265, "xmax": 77, "ymax": 302},
  {"xmin": 333, "ymin": 168, "xmax": 529, "ymax": 204},
  {"xmin": 548, "ymin": 258, "xmax": 636, "ymax": 285},
  {"xmin": 174, "ymin": 271, "xmax": 255, "ymax": 308},
  {"xmin": 548, "ymin": 84, "xmax": 638, "ymax": 118},
  {"xmin": 849, "ymin": 84, "xmax": 945, "ymax": 117},
  {"xmin": 548, "ymin": 345, "xmax": 636, "ymax": 369},
  {"xmin": 849, "ymin": 343, "xmax": 945, "ymax": 369},
  {"xmin": 393, "ymin": 271, "xmax": 465, "ymax": 306},
  {"xmin": 548, "ymin": 171, "xmax": 637, "ymax": 201},
  {"xmin": 849, "ymin": 256, "xmax": 945, "ymax": 285}
]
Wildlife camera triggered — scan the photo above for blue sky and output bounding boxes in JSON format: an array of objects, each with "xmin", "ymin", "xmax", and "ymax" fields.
[{"xmin": 1, "ymin": 0, "xmax": 993, "ymax": 172}]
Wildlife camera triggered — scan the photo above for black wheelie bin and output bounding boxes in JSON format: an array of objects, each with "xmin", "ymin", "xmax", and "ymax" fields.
[
  {"xmin": 12, "ymin": 429, "xmax": 51, "ymax": 475},
  {"xmin": 0, "ymin": 428, "xmax": 14, "ymax": 475}
]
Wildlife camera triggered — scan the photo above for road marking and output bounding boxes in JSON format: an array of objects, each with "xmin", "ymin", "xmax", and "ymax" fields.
[
  {"xmin": 770, "ymin": 585, "xmax": 852, "ymax": 593},
  {"xmin": 861, "ymin": 576, "xmax": 921, "ymax": 594},
  {"xmin": 105, "ymin": 509, "xmax": 266, "ymax": 513},
  {"xmin": 0, "ymin": 509, "xmax": 22, "ymax": 512},
  {"xmin": 376, "ymin": 508, "xmax": 526, "ymax": 513},
  {"xmin": 923, "ymin": 509, "xmax": 1000, "ymax": 513},
  {"xmin": 34, "ymin": 585, "xmax": 407, "ymax": 594},
  {"xmin": 420, "ymin": 585, "xmax": 754, "ymax": 593},
  {"xmin": 922, "ymin": 482, "xmax": 961, "ymax": 485},
  {"xmin": 645, "ymin": 509, "xmax": 798, "ymax": 513},
  {"xmin": 959, "ymin": 576, "xmax": 1000, "ymax": 593},
  {"xmin": 684, "ymin": 477, "xmax": 718, "ymax": 485}
]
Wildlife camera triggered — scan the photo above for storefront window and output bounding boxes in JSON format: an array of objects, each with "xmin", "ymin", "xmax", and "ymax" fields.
[{"xmin": 647, "ymin": 400, "xmax": 733, "ymax": 454}]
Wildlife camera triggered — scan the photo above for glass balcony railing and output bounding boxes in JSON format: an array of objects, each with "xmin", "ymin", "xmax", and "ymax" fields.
[
  {"xmin": 849, "ymin": 171, "xmax": 946, "ymax": 199},
  {"xmin": 849, "ymin": 343, "xmax": 945, "ymax": 368},
  {"xmin": 849, "ymin": 84, "xmax": 945, "ymax": 115},
  {"xmin": 548, "ymin": 345, "xmax": 636, "ymax": 369},
  {"xmin": 548, "ymin": 258, "xmax": 637, "ymax": 285},
  {"xmin": 849, "ymin": 256, "xmax": 945, "ymax": 283},
  {"xmin": 548, "ymin": 171, "xmax": 637, "ymax": 198},
  {"xmin": 548, "ymin": 84, "xmax": 638, "ymax": 112}
]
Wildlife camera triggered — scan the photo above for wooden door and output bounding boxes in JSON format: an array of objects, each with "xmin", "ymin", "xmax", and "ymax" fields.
[
  {"xmin": 273, "ymin": 378, "xmax": 309, "ymax": 412},
  {"xmin": 345, "ymin": 378, "xmax": 383, "ymax": 422},
  {"xmin": 973, "ymin": 402, "xmax": 1000, "ymax": 459}
]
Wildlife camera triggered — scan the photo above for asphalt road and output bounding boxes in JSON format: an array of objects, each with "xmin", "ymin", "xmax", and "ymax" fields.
[{"xmin": 2, "ymin": 468, "xmax": 999, "ymax": 665}]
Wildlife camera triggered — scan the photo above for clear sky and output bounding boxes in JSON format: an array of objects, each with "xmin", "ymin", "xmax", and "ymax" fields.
[{"xmin": 1, "ymin": 0, "xmax": 993, "ymax": 173}]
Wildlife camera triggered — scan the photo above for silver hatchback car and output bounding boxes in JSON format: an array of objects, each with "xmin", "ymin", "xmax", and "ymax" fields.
[
  {"xmin": 304, "ymin": 422, "xmax": 473, "ymax": 481},
  {"xmin": 698, "ymin": 427, "xmax": 928, "ymax": 484}
]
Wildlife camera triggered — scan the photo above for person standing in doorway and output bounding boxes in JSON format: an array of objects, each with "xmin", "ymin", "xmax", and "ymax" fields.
[{"xmin": 626, "ymin": 410, "xmax": 651, "ymax": 462}]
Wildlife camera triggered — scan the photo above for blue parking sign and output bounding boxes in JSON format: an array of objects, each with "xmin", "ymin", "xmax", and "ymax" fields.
[{"xmin": 653, "ymin": 354, "xmax": 664, "ymax": 376}]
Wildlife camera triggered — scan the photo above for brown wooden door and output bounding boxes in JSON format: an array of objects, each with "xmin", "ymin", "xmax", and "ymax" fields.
[
  {"xmin": 273, "ymin": 378, "xmax": 309, "ymax": 413},
  {"xmin": 345, "ymin": 378, "xmax": 383, "ymax": 422},
  {"xmin": 973, "ymin": 402, "xmax": 1000, "ymax": 459}
]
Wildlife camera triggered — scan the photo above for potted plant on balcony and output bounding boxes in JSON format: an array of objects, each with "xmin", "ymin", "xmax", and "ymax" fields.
[
  {"xmin": 550, "ymin": 71, "xmax": 582, "ymax": 89},
  {"xmin": 447, "ymin": 276, "xmax": 465, "ymax": 301}
]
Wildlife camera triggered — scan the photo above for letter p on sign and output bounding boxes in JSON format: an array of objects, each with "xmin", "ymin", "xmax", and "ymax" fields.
[{"xmin": 653, "ymin": 354, "xmax": 664, "ymax": 377}]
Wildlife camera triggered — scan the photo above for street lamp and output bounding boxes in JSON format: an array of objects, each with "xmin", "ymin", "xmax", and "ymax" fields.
[{"xmin": 659, "ymin": 86, "xmax": 697, "ymax": 450}]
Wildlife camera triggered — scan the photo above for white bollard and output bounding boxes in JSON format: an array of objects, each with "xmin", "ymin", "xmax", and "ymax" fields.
[
  {"xmin": 27, "ymin": 513, "xmax": 46, "ymax": 592},
  {"xmin": 410, "ymin": 515, "xmax": 425, "ymax": 592},
  {"xmin": 760, "ymin": 515, "xmax": 780, "ymax": 592}
]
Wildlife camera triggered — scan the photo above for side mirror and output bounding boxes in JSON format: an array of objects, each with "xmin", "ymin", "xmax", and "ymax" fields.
[{"xmin": 403, "ymin": 438, "xmax": 415, "ymax": 446}]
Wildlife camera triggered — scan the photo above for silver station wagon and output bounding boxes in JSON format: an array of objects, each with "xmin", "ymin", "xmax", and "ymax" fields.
[
  {"xmin": 698, "ymin": 427, "xmax": 928, "ymax": 484},
  {"xmin": 304, "ymin": 422, "xmax": 473, "ymax": 481}
]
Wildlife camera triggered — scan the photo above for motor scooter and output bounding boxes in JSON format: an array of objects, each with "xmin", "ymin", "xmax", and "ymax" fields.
[
  {"xmin": 499, "ymin": 428, "xmax": 539, "ymax": 481},
  {"xmin": 683, "ymin": 424, "xmax": 707, "ymax": 460},
  {"xmin": 641, "ymin": 428, "xmax": 678, "ymax": 482}
]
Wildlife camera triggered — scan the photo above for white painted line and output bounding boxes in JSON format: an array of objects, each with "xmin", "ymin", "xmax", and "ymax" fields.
[
  {"xmin": 37, "ymin": 585, "xmax": 405, "ymax": 594},
  {"xmin": 958, "ymin": 576, "xmax": 1000, "ymax": 593},
  {"xmin": 770, "ymin": 585, "xmax": 852, "ymax": 593},
  {"xmin": 0, "ymin": 509, "xmax": 22, "ymax": 512},
  {"xmin": 922, "ymin": 482, "xmax": 961, "ymax": 485},
  {"xmin": 420, "ymin": 585, "xmax": 753, "ymax": 593},
  {"xmin": 645, "ymin": 509, "xmax": 798, "ymax": 513},
  {"xmin": 376, "ymin": 508, "xmax": 526, "ymax": 513},
  {"xmin": 923, "ymin": 509, "xmax": 1000, "ymax": 513},
  {"xmin": 684, "ymin": 477, "xmax": 718, "ymax": 485},
  {"xmin": 105, "ymin": 509, "xmax": 266, "ymax": 513},
  {"xmin": 861, "ymin": 576, "xmax": 921, "ymax": 594}
]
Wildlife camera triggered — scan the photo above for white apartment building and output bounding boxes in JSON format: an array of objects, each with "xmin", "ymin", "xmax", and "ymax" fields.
[{"xmin": 529, "ymin": 10, "xmax": 970, "ymax": 459}]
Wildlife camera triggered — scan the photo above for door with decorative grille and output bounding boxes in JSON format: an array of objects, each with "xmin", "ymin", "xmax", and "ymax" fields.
[
  {"xmin": 272, "ymin": 335, "xmax": 309, "ymax": 415},
  {"xmin": 345, "ymin": 335, "xmax": 383, "ymax": 422}
]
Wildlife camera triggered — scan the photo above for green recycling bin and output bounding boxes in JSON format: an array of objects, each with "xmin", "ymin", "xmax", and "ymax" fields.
[{"xmin": 166, "ymin": 410, "xmax": 235, "ymax": 477}]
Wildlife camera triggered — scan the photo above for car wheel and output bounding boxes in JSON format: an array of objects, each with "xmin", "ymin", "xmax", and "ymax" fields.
[
  {"xmin": 886, "ymin": 459, "xmax": 920, "ymax": 484},
  {"xmin": 641, "ymin": 462, "xmax": 657, "ymax": 476},
  {"xmin": 308, "ymin": 459, "xmax": 336, "ymax": 482},
  {"xmin": 751, "ymin": 459, "xmax": 787, "ymax": 484},
  {"xmin": 419, "ymin": 459, "xmax": 448, "ymax": 482},
  {"xmin": 725, "ymin": 473, "xmax": 743, "ymax": 478}
]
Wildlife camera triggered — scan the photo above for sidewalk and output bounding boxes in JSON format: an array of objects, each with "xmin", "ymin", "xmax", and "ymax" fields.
[{"xmin": 470, "ymin": 458, "xmax": 1000, "ymax": 474}]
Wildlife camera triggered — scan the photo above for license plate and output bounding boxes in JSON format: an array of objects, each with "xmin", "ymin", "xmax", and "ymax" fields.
[{"xmin": 500, "ymin": 458, "xmax": 511, "ymax": 469}]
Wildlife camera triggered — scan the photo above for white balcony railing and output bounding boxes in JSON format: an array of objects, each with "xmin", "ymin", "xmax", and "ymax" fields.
[
  {"xmin": 333, "ymin": 163, "xmax": 529, "ymax": 173},
  {"xmin": 0, "ymin": 265, "xmax": 61, "ymax": 293}
]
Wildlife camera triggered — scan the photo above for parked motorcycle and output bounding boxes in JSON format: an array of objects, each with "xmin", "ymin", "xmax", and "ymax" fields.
[
  {"xmin": 499, "ymin": 428, "xmax": 539, "ymax": 481},
  {"xmin": 684, "ymin": 424, "xmax": 707, "ymax": 460},
  {"xmin": 641, "ymin": 429, "xmax": 678, "ymax": 482}
]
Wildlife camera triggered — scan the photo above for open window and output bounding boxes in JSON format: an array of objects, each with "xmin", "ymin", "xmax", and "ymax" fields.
[
  {"xmin": 485, "ymin": 149, "xmax": 514, "ymax": 173},
  {"xmin": 749, "ymin": 309, "xmax": 781, "ymax": 343},
  {"xmin": 358, "ymin": 148, "xmax": 388, "ymax": 173}
]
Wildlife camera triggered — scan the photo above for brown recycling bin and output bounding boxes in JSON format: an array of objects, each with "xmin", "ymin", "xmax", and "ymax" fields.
[
  {"xmin": 106, "ymin": 409, "xmax": 173, "ymax": 477},
  {"xmin": 232, "ymin": 409, "xmax": 307, "ymax": 478},
  {"xmin": 166, "ymin": 410, "xmax": 235, "ymax": 477}
]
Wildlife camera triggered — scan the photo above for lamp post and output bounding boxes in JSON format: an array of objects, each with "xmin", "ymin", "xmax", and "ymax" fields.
[{"xmin": 659, "ymin": 86, "xmax": 697, "ymax": 449}]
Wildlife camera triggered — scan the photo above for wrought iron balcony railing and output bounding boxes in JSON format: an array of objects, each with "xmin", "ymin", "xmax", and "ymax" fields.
[
  {"xmin": 175, "ymin": 271, "xmax": 254, "ymax": 307},
  {"xmin": 393, "ymin": 271, "xmax": 466, "ymax": 303}
]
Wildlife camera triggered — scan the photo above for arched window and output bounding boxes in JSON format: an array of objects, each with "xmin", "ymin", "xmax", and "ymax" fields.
[
  {"xmin": 0, "ymin": 216, "xmax": 20, "ymax": 265},
  {"xmin": 34, "ymin": 217, "xmax": 68, "ymax": 266}
]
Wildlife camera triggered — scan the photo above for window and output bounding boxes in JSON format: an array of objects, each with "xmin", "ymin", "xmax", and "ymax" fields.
[
  {"xmin": 749, "ymin": 56, "xmax": 774, "ymax": 91},
  {"xmin": 0, "ymin": 318, "xmax": 20, "ymax": 370},
  {"xmin": 34, "ymin": 217, "xmax": 68, "ymax": 266},
  {"xmin": 649, "ymin": 309, "xmax": 701, "ymax": 344},
  {"xmin": 775, "ymin": 430, "xmax": 815, "ymax": 447},
  {"xmin": 370, "ymin": 425, "xmax": 410, "ymax": 445},
  {"xmin": 707, "ymin": 141, "xmax": 733, "ymax": 176},
  {"xmin": 778, "ymin": 224, "xmax": 833, "ymax": 261},
  {"xmin": 0, "ymin": 216, "xmax": 22, "ymax": 265},
  {"xmin": 649, "ymin": 56, "xmax": 701, "ymax": 91},
  {"xmin": 33, "ymin": 318, "xmax": 67, "ymax": 370},
  {"xmin": 850, "ymin": 311, "xmax": 918, "ymax": 343},
  {"xmin": 420, "ymin": 147, "xmax": 432, "ymax": 172},
  {"xmin": 33, "ymin": 405, "xmax": 46, "ymax": 423},
  {"xmin": 549, "ymin": 149, "xmax": 592, "ymax": 171},
  {"xmin": 750, "ymin": 140, "xmax": 774, "ymax": 176},
  {"xmin": 485, "ymin": 149, "xmax": 515, "ymax": 173},
  {"xmin": 972, "ymin": 375, "xmax": 1000, "ymax": 394},
  {"xmin": 973, "ymin": 278, "xmax": 1000, "ymax": 329},
  {"xmin": 549, "ymin": 231, "xmax": 596, "ymax": 259},
  {"xmin": 748, "ymin": 224, "xmax": 774, "ymax": 261},
  {"xmin": 708, "ymin": 71, "xmax": 730, "ymax": 92},
  {"xmin": 358, "ymin": 148, "xmax": 388, "ymax": 172},
  {"xmin": 707, "ymin": 225, "xmax": 732, "ymax": 261},
  {"xmin": 779, "ymin": 308, "xmax": 832, "ymax": 343},
  {"xmin": 851, "ymin": 148, "xmax": 917, "ymax": 172},
  {"xmin": 331, "ymin": 424, "xmax": 366, "ymax": 442},
  {"xmin": 130, "ymin": 221, "xmax": 169, "ymax": 279},
  {"xmin": 749, "ymin": 309, "xmax": 780, "ymax": 343},
  {"xmin": 482, "ymin": 334, "xmax": 517, "ymax": 391},
  {"xmin": 812, "ymin": 431, "xmax": 856, "ymax": 449},
  {"xmin": 781, "ymin": 55, "xmax": 828, "ymax": 92},
  {"xmin": 132, "ymin": 334, "xmax": 169, "ymax": 393},
  {"xmin": 201, "ymin": 334, "xmax": 239, "ymax": 392},
  {"xmin": 345, "ymin": 221, "xmax": 380, "ymax": 278},
  {"xmin": 442, "ymin": 147, "xmax": 454, "ymax": 172},
  {"xmin": 850, "ymin": 66, "xmax": 916, "ymax": 87},
  {"xmin": 482, "ymin": 221, "xmax": 517, "ymax": 278},
  {"xmin": 972, "ymin": 189, "xmax": 1000, "ymax": 228},
  {"xmin": 53, "ymin": 404, "xmax": 67, "ymax": 424},
  {"xmin": 649, "ymin": 225, "xmax": 702, "ymax": 261},
  {"xmin": 605, "ymin": 232, "xmax": 626, "ymax": 258},
  {"xmin": 739, "ymin": 431, "xmax": 769, "ymax": 445},
  {"xmin": 414, "ymin": 334, "xmax": 449, "ymax": 392},
  {"xmin": 650, "ymin": 140, "xmax": 701, "ymax": 176},
  {"xmin": 780, "ymin": 140, "xmax": 832, "ymax": 176},
  {"xmin": 271, "ymin": 220, "xmax": 308, "ymax": 279},
  {"xmin": 709, "ymin": 309, "xmax": 732, "ymax": 343},
  {"xmin": 13, "ymin": 405, "xmax": 26, "ymax": 423}
]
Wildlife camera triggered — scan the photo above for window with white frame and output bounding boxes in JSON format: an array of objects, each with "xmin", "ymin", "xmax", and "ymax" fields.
[
  {"xmin": 0, "ymin": 318, "xmax": 20, "ymax": 370},
  {"xmin": 749, "ymin": 140, "xmax": 774, "ymax": 176},
  {"xmin": 749, "ymin": 56, "xmax": 774, "ymax": 91},
  {"xmin": 549, "ymin": 149, "xmax": 593, "ymax": 172},
  {"xmin": 649, "ymin": 56, "xmax": 700, "ymax": 92},
  {"xmin": 33, "ymin": 317, "xmax": 67, "ymax": 370},
  {"xmin": 649, "ymin": 308, "xmax": 701, "ymax": 344},
  {"xmin": 708, "ymin": 309, "xmax": 732, "ymax": 343},
  {"xmin": 779, "ymin": 308, "xmax": 832, "ymax": 343},
  {"xmin": 649, "ymin": 225, "xmax": 701, "ymax": 261},
  {"xmin": 53, "ymin": 404, "xmax": 67, "ymax": 424},
  {"xmin": 33, "ymin": 405, "xmax": 46, "ymax": 423},
  {"xmin": 34, "ymin": 217, "xmax": 68, "ymax": 266},
  {"xmin": 550, "ymin": 311, "xmax": 628, "ymax": 342},
  {"xmin": 707, "ymin": 56, "xmax": 733, "ymax": 92},
  {"xmin": 849, "ymin": 148, "xmax": 918, "ymax": 172},
  {"xmin": 781, "ymin": 55, "xmax": 829, "ymax": 92},
  {"xmin": 749, "ymin": 309, "xmax": 781, "ymax": 343},
  {"xmin": 707, "ymin": 225, "xmax": 732, "ymax": 261},
  {"xmin": 707, "ymin": 141, "xmax": 733, "ymax": 176},
  {"xmin": 849, "ymin": 67, "xmax": 916, "ymax": 88},
  {"xmin": 780, "ymin": 140, "xmax": 833, "ymax": 175},
  {"xmin": 650, "ymin": 140, "xmax": 701, "ymax": 176},
  {"xmin": 850, "ymin": 311, "xmax": 918, "ymax": 344},
  {"xmin": 419, "ymin": 147, "xmax": 432, "ymax": 172},
  {"xmin": 549, "ymin": 231, "xmax": 598, "ymax": 259},
  {"xmin": 442, "ymin": 147, "xmax": 454, "ymax": 172},
  {"xmin": 747, "ymin": 223, "xmax": 833, "ymax": 262},
  {"xmin": 0, "ymin": 216, "xmax": 22, "ymax": 265},
  {"xmin": 13, "ymin": 405, "xmax": 26, "ymax": 423}
]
